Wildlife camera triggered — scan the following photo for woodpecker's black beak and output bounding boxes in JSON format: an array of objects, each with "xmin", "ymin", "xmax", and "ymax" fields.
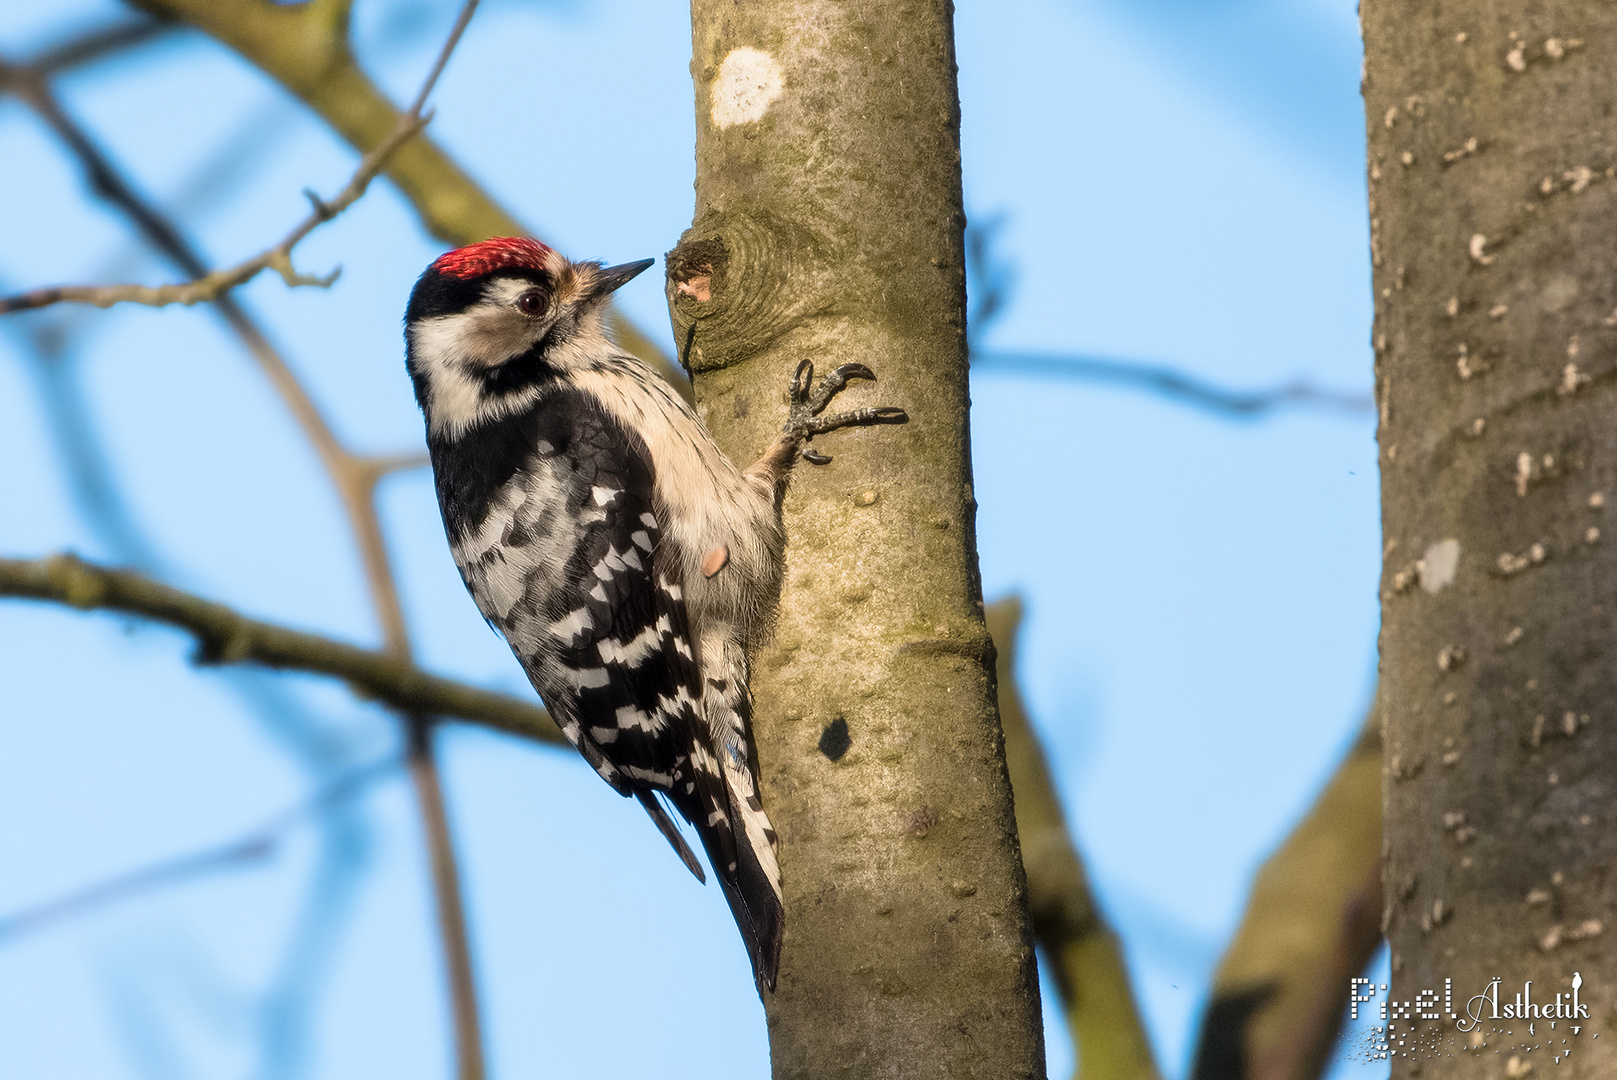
[{"xmin": 587, "ymin": 258, "xmax": 655, "ymax": 302}]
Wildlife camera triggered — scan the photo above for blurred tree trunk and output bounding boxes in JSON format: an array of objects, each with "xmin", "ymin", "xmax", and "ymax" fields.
[
  {"xmin": 1363, "ymin": 5, "xmax": 1617, "ymax": 1076},
  {"xmin": 666, "ymin": 2, "xmax": 1045, "ymax": 1077}
]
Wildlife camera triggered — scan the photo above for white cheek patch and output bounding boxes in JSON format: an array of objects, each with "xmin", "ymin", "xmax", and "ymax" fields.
[
  {"xmin": 711, "ymin": 47, "xmax": 784, "ymax": 128},
  {"xmin": 411, "ymin": 316, "xmax": 488, "ymax": 437},
  {"xmin": 410, "ymin": 298, "xmax": 545, "ymax": 438},
  {"xmin": 411, "ymin": 305, "xmax": 527, "ymax": 371}
]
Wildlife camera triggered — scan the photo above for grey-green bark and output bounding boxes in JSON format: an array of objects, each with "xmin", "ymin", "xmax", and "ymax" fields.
[
  {"xmin": 1364, "ymin": 6, "xmax": 1617, "ymax": 1076},
  {"xmin": 667, "ymin": 3, "xmax": 1045, "ymax": 1076}
]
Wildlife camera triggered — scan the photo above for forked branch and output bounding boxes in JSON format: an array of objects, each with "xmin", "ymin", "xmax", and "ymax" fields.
[
  {"xmin": 128, "ymin": 0, "xmax": 676, "ymax": 375},
  {"xmin": 0, "ymin": 0, "xmax": 481, "ymax": 314}
]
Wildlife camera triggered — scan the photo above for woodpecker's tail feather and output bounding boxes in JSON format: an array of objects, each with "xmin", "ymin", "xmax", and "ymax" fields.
[
  {"xmin": 693, "ymin": 646, "xmax": 784, "ymax": 991},
  {"xmin": 698, "ymin": 786, "xmax": 784, "ymax": 993},
  {"xmin": 636, "ymin": 789, "xmax": 705, "ymax": 883}
]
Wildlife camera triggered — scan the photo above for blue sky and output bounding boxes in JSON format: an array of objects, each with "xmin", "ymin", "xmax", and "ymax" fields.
[{"xmin": 0, "ymin": 1, "xmax": 1385, "ymax": 1077}]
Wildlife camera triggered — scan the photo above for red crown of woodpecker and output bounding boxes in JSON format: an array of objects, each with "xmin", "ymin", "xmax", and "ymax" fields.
[{"xmin": 431, "ymin": 237, "xmax": 553, "ymax": 280}]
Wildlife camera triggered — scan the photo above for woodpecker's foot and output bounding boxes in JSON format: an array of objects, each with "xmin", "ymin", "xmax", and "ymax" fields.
[{"xmin": 786, "ymin": 359, "xmax": 908, "ymax": 465}]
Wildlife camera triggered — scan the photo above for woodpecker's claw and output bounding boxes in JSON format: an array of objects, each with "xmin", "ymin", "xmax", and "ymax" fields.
[
  {"xmin": 805, "ymin": 406, "xmax": 908, "ymax": 434},
  {"xmin": 785, "ymin": 359, "xmax": 907, "ymax": 465},
  {"xmin": 807, "ymin": 363, "xmax": 877, "ymax": 415},
  {"xmin": 791, "ymin": 359, "xmax": 816, "ymax": 404}
]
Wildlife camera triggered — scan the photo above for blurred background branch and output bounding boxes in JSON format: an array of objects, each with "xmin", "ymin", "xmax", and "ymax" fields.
[
  {"xmin": 128, "ymin": 0, "xmax": 683, "ymax": 392},
  {"xmin": 0, "ymin": 104, "xmax": 426, "ymax": 313},
  {"xmin": 0, "ymin": 757, "xmax": 399, "ymax": 944},
  {"xmin": 1, "ymin": 20, "xmax": 387, "ymax": 1074},
  {"xmin": 964, "ymin": 216, "xmax": 1371, "ymax": 419},
  {"xmin": 29, "ymin": 14, "xmax": 173, "ymax": 74},
  {"xmin": 971, "ymin": 351, "xmax": 1373, "ymax": 419},
  {"xmin": 2, "ymin": 7, "xmax": 494, "ymax": 1075},
  {"xmin": 1189, "ymin": 707, "xmax": 1382, "ymax": 1080},
  {"xmin": 987, "ymin": 598, "xmax": 1161, "ymax": 1080}
]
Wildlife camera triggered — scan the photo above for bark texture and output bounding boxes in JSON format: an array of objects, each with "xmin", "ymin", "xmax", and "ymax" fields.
[
  {"xmin": 1364, "ymin": 5, "xmax": 1617, "ymax": 1075},
  {"xmin": 669, "ymin": 3, "xmax": 1045, "ymax": 1077}
]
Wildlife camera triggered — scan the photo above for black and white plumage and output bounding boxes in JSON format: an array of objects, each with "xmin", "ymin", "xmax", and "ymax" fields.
[{"xmin": 404, "ymin": 237, "xmax": 904, "ymax": 992}]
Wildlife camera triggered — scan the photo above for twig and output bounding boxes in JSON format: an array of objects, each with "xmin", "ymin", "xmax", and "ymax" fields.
[
  {"xmin": 0, "ymin": 758, "xmax": 398, "ymax": 943},
  {"xmin": 6, "ymin": 273, "xmax": 388, "ymax": 1072},
  {"xmin": 9, "ymin": 19, "xmax": 490, "ymax": 1074},
  {"xmin": 0, "ymin": 552, "xmax": 560, "ymax": 746},
  {"xmin": 0, "ymin": 115, "xmax": 424, "ymax": 312},
  {"xmin": 406, "ymin": 0, "xmax": 479, "ymax": 117},
  {"xmin": 10, "ymin": 6, "xmax": 484, "ymax": 1073},
  {"xmin": 987, "ymin": 598, "xmax": 1161, "ymax": 1080},
  {"xmin": 0, "ymin": 6, "xmax": 461, "ymax": 316},
  {"xmin": 0, "ymin": 42, "xmax": 422, "ymax": 662},
  {"xmin": 128, "ymin": 0, "xmax": 684, "ymax": 392},
  {"xmin": 972, "ymin": 349, "xmax": 1373, "ymax": 417},
  {"xmin": 407, "ymin": 720, "xmax": 483, "ymax": 1079}
]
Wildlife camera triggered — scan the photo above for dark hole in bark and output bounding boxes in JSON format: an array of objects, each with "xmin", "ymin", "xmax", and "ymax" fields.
[
  {"xmin": 666, "ymin": 236, "xmax": 729, "ymax": 300},
  {"xmin": 819, "ymin": 717, "xmax": 851, "ymax": 762}
]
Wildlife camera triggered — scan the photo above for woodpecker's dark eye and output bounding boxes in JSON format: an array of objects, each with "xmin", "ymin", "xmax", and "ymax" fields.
[{"xmin": 516, "ymin": 290, "xmax": 548, "ymax": 317}]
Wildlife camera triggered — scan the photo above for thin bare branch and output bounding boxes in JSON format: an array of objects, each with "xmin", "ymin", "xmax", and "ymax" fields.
[
  {"xmin": 128, "ymin": 0, "xmax": 685, "ymax": 392},
  {"xmin": 10, "ymin": 7, "xmax": 487, "ymax": 1072},
  {"xmin": 407, "ymin": 0, "xmax": 479, "ymax": 117},
  {"xmin": 7, "ymin": 14, "xmax": 491, "ymax": 1070},
  {"xmin": 0, "ymin": 758, "xmax": 398, "ymax": 943},
  {"xmin": 0, "ymin": 112, "xmax": 425, "ymax": 313},
  {"xmin": 0, "ymin": 3, "xmax": 483, "ymax": 314},
  {"xmin": 356, "ymin": 452, "xmax": 432, "ymax": 482},
  {"xmin": 972, "ymin": 349, "xmax": 1373, "ymax": 418},
  {"xmin": 407, "ymin": 721, "xmax": 483, "ymax": 1080},
  {"xmin": 0, "ymin": 45, "xmax": 420, "ymax": 651},
  {"xmin": 0, "ymin": 553, "xmax": 560, "ymax": 746},
  {"xmin": 987, "ymin": 598, "xmax": 1161, "ymax": 1080}
]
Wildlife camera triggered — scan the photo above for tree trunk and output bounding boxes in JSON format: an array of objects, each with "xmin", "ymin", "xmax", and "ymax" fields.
[
  {"xmin": 666, "ymin": 3, "xmax": 1046, "ymax": 1077},
  {"xmin": 1363, "ymin": 5, "xmax": 1617, "ymax": 1076}
]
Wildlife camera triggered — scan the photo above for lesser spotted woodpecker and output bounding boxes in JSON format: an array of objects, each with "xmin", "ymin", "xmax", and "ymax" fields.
[{"xmin": 404, "ymin": 237, "xmax": 906, "ymax": 991}]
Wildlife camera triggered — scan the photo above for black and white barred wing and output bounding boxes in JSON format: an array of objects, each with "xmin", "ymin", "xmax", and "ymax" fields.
[
  {"xmin": 447, "ymin": 395, "xmax": 781, "ymax": 989},
  {"xmin": 447, "ymin": 398, "xmax": 732, "ymax": 869}
]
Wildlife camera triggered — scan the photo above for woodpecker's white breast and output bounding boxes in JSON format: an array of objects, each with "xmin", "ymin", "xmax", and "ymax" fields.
[{"xmin": 551, "ymin": 337, "xmax": 785, "ymax": 637}]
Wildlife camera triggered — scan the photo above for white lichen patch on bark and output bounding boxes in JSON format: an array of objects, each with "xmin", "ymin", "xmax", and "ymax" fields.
[
  {"xmin": 710, "ymin": 47, "xmax": 784, "ymax": 128},
  {"xmin": 1419, "ymin": 539, "xmax": 1461, "ymax": 593}
]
